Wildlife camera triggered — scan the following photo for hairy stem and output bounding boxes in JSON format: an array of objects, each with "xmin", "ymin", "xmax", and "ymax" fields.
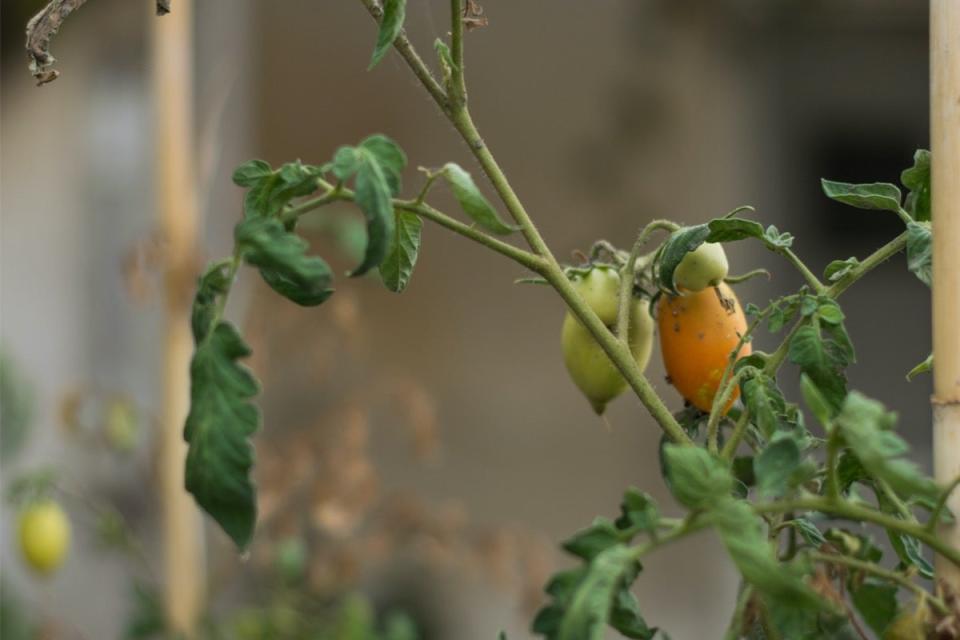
[
  {"xmin": 808, "ymin": 550, "xmax": 948, "ymax": 615},
  {"xmin": 616, "ymin": 219, "xmax": 678, "ymax": 342},
  {"xmin": 449, "ymin": 0, "xmax": 466, "ymax": 103},
  {"xmin": 779, "ymin": 246, "xmax": 825, "ymax": 293},
  {"xmin": 826, "ymin": 231, "xmax": 909, "ymax": 298}
]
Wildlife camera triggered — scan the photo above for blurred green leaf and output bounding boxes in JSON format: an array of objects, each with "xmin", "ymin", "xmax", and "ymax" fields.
[
  {"xmin": 906, "ymin": 354, "xmax": 933, "ymax": 381},
  {"xmin": 185, "ymin": 322, "xmax": 260, "ymax": 550},
  {"xmin": 820, "ymin": 180, "xmax": 902, "ymax": 213},
  {"xmin": 754, "ymin": 433, "xmax": 802, "ymax": 498},
  {"xmin": 442, "ymin": 163, "xmax": 516, "ymax": 235},
  {"xmin": 236, "ymin": 217, "xmax": 334, "ymax": 306},
  {"xmin": 0, "ymin": 350, "xmax": 33, "ymax": 462},
  {"xmin": 557, "ymin": 545, "xmax": 642, "ymax": 640},
  {"xmin": 562, "ymin": 518, "xmax": 624, "ymax": 561},
  {"xmin": 900, "ymin": 149, "xmax": 931, "ymax": 222},
  {"xmin": 836, "ymin": 392, "xmax": 938, "ymax": 502},
  {"xmin": 850, "ymin": 581, "xmax": 898, "ymax": 637},
  {"xmin": 905, "ymin": 221, "xmax": 932, "ymax": 287},
  {"xmin": 124, "ymin": 583, "xmax": 166, "ymax": 640},
  {"xmin": 380, "ymin": 211, "xmax": 422, "ymax": 293},
  {"xmin": 788, "ymin": 322, "xmax": 854, "ymax": 413},
  {"xmin": 369, "ymin": 0, "xmax": 406, "ymax": 69},
  {"xmin": 785, "ymin": 518, "xmax": 826, "ymax": 548},
  {"xmin": 662, "ymin": 445, "xmax": 733, "ymax": 509},
  {"xmin": 614, "ymin": 488, "xmax": 660, "ymax": 534}
]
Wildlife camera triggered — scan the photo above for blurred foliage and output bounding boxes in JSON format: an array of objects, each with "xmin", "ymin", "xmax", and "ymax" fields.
[{"xmin": 1, "ymin": 349, "xmax": 34, "ymax": 461}]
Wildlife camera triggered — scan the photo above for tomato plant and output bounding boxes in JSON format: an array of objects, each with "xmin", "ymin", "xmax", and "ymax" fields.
[{"xmin": 19, "ymin": 1, "xmax": 958, "ymax": 638}]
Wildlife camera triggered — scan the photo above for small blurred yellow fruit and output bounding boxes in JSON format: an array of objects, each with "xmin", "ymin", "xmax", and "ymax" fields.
[
  {"xmin": 105, "ymin": 398, "xmax": 138, "ymax": 452},
  {"xmin": 18, "ymin": 500, "xmax": 71, "ymax": 575}
]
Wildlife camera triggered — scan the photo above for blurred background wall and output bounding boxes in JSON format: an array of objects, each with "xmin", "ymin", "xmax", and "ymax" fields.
[{"xmin": 1, "ymin": 1, "xmax": 930, "ymax": 638}]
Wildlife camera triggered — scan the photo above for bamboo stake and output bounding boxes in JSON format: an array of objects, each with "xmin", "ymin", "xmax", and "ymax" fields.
[
  {"xmin": 931, "ymin": 0, "xmax": 960, "ymax": 591},
  {"xmin": 150, "ymin": 1, "xmax": 205, "ymax": 633}
]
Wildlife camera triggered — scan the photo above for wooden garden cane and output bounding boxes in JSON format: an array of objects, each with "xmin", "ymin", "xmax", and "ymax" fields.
[
  {"xmin": 150, "ymin": 0, "xmax": 205, "ymax": 633},
  {"xmin": 932, "ymin": 0, "xmax": 960, "ymax": 592}
]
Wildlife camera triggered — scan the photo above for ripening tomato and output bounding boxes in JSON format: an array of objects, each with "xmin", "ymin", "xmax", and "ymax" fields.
[
  {"xmin": 18, "ymin": 500, "xmax": 71, "ymax": 575},
  {"xmin": 568, "ymin": 266, "xmax": 622, "ymax": 326},
  {"xmin": 657, "ymin": 282, "xmax": 750, "ymax": 413},
  {"xmin": 561, "ymin": 298, "xmax": 655, "ymax": 415},
  {"xmin": 673, "ymin": 242, "xmax": 729, "ymax": 292}
]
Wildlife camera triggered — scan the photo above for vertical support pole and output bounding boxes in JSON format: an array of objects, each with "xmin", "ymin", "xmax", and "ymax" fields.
[
  {"xmin": 931, "ymin": 0, "xmax": 960, "ymax": 590},
  {"xmin": 150, "ymin": 1, "xmax": 205, "ymax": 633}
]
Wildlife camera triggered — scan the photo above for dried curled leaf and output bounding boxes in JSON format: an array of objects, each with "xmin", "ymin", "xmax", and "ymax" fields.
[{"xmin": 25, "ymin": 0, "xmax": 90, "ymax": 85}]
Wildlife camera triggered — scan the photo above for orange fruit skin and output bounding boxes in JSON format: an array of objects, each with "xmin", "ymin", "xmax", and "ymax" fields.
[{"xmin": 657, "ymin": 282, "xmax": 751, "ymax": 413}]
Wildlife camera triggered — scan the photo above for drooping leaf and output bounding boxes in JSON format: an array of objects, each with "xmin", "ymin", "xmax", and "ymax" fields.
[
  {"xmin": 235, "ymin": 217, "xmax": 334, "ymax": 306},
  {"xmin": 741, "ymin": 373, "xmax": 786, "ymax": 439},
  {"xmin": 360, "ymin": 135, "xmax": 406, "ymax": 196},
  {"xmin": 369, "ymin": 0, "xmax": 406, "ymax": 69},
  {"xmin": 442, "ymin": 163, "xmax": 516, "ymax": 235},
  {"xmin": 662, "ymin": 445, "xmax": 733, "ymax": 509},
  {"xmin": 656, "ymin": 225, "xmax": 710, "ymax": 294},
  {"xmin": 799, "ymin": 373, "xmax": 832, "ymax": 427},
  {"xmin": 821, "ymin": 180, "xmax": 902, "ymax": 213},
  {"xmin": 850, "ymin": 581, "xmax": 898, "ymax": 637},
  {"xmin": 788, "ymin": 322, "xmax": 854, "ymax": 413},
  {"xmin": 835, "ymin": 392, "xmax": 938, "ymax": 501},
  {"xmin": 905, "ymin": 221, "xmax": 932, "ymax": 287},
  {"xmin": 900, "ymin": 149, "xmax": 931, "ymax": 222},
  {"xmin": 706, "ymin": 218, "xmax": 764, "ymax": 243},
  {"xmin": 191, "ymin": 260, "xmax": 235, "ymax": 343},
  {"xmin": 238, "ymin": 160, "xmax": 322, "ymax": 219},
  {"xmin": 380, "ymin": 211, "xmax": 422, "ymax": 293},
  {"xmin": 184, "ymin": 322, "xmax": 260, "ymax": 550},
  {"xmin": 556, "ymin": 545, "xmax": 642, "ymax": 640}
]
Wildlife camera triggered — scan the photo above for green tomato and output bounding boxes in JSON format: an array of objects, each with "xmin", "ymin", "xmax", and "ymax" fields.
[
  {"xmin": 569, "ymin": 266, "xmax": 622, "ymax": 326},
  {"xmin": 561, "ymin": 298, "xmax": 654, "ymax": 415},
  {"xmin": 673, "ymin": 242, "xmax": 729, "ymax": 292},
  {"xmin": 18, "ymin": 500, "xmax": 71, "ymax": 575}
]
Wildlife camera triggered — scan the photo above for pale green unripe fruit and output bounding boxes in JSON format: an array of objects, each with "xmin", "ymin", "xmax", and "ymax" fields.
[
  {"xmin": 561, "ymin": 299, "xmax": 655, "ymax": 415},
  {"xmin": 569, "ymin": 266, "xmax": 622, "ymax": 326},
  {"xmin": 19, "ymin": 500, "xmax": 71, "ymax": 575},
  {"xmin": 673, "ymin": 242, "xmax": 729, "ymax": 292}
]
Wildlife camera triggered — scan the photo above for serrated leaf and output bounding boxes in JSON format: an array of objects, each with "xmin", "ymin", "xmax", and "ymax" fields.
[
  {"xmin": 706, "ymin": 218, "xmax": 765, "ymax": 243},
  {"xmin": 850, "ymin": 581, "xmax": 898, "ymax": 637},
  {"xmin": 836, "ymin": 392, "xmax": 938, "ymax": 501},
  {"xmin": 235, "ymin": 217, "xmax": 334, "ymax": 306},
  {"xmin": 905, "ymin": 221, "xmax": 931, "ymax": 287},
  {"xmin": 562, "ymin": 518, "xmax": 624, "ymax": 561},
  {"xmin": 906, "ymin": 354, "xmax": 932, "ymax": 381},
  {"xmin": 185, "ymin": 322, "xmax": 260, "ymax": 550},
  {"xmin": 609, "ymin": 589, "xmax": 657, "ymax": 639},
  {"xmin": 901, "ymin": 149, "xmax": 931, "ymax": 222},
  {"xmin": 764, "ymin": 225, "xmax": 794, "ymax": 249},
  {"xmin": 369, "ymin": 0, "xmax": 406, "ymax": 69},
  {"xmin": 191, "ymin": 260, "xmax": 234, "ymax": 343},
  {"xmin": 615, "ymin": 488, "xmax": 660, "ymax": 534},
  {"xmin": 799, "ymin": 373, "xmax": 832, "ymax": 427},
  {"xmin": 380, "ymin": 211, "xmax": 422, "ymax": 293},
  {"xmin": 657, "ymin": 225, "xmax": 710, "ymax": 294},
  {"xmin": 662, "ymin": 445, "xmax": 733, "ymax": 509},
  {"xmin": 754, "ymin": 433, "xmax": 801, "ymax": 498},
  {"xmin": 442, "ymin": 163, "xmax": 516, "ymax": 235},
  {"xmin": 557, "ymin": 545, "xmax": 641, "ymax": 640},
  {"xmin": 788, "ymin": 323, "xmax": 853, "ymax": 412},
  {"xmin": 821, "ymin": 180, "xmax": 902, "ymax": 213},
  {"xmin": 823, "ymin": 257, "xmax": 859, "ymax": 283},
  {"xmin": 741, "ymin": 373, "xmax": 786, "ymax": 439}
]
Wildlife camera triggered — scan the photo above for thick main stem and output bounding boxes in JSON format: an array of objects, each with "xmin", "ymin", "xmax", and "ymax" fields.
[{"xmin": 931, "ymin": 0, "xmax": 960, "ymax": 589}]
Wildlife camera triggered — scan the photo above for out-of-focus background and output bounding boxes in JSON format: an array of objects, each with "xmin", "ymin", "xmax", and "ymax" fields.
[{"xmin": 0, "ymin": 1, "xmax": 931, "ymax": 638}]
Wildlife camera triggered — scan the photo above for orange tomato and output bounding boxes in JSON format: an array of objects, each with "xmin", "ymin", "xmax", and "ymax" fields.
[{"xmin": 657, "ymin": 282, "xmax": 751, "ymax": 413}]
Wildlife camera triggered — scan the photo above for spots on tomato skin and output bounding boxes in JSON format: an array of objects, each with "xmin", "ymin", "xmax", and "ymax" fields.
[
  {"xmin": 673, "ymin": 322, "xmax": 680, "ymax": 332},
  {"xmin": 697, "ymin": 332, "xmax": 705, "ymax": 340}
]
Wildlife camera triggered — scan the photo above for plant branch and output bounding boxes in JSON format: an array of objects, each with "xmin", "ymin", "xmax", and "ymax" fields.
[
  {"xmin": 723, "ymin": 584, "xmax": 754, "ymax": 640},
  {"xmin": 779, "ymin": 246, "xmax": 825, "ymax": 294},
  {"xmin": 449, "ymin": 0, "xmax": 467, "ymax": 103},
  {"xmin": 928, "ymin": 474, "xmax": 960, "ymax": 534},
  {"xmin": 807, "ymin": 550, "xmax": 948, "ymax": 615},
  {"xmin": 616, "ymin": 220, "xmax": 678, "ymax": 342},
  {"xmin": 826, "ymin": 231, "xmax": 909, "ymax": 298},
  {"xmin": 753, "ymin": 495, "xmax": 960, "ymax": 568},
  {"xmin": 25, "ymin": 0, "xmax": 90, "ymax": 85}
]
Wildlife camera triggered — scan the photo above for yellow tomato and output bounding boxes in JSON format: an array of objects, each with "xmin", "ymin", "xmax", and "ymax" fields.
[{"xmin": 18, "ymin": 500, "xmax": 71, "ymax": 575}]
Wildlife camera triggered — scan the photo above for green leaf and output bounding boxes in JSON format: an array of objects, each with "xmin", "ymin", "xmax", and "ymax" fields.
[
  {"xmin": 901, "ymin": 149, "xmax": 931, "ymax": 222},
  {"xmin": 786, "ymin": 518, "xmax": 826, "ymax": 548},
  {"xmin": 656, "ymin": 225, "xmax": 710, "ymax": 294},
  {"xmin": 741, "ymin": 374, "xmax": 786, "ymax": 439},
  {"xmin": 0, "ymin": 351, "xmax": 34, "ymax": 463},
  {"xmin": 835, "ymin": 392, "xmax": 938, "ymax": 501},
  {"xmin": 706, "ymin": 218, "xmax": 764, "ymax": 243},
  {"xmin": 662, "ymin": 445, "xmax": 733, "ymax": 509},
  {"xmin": 906, "ymin": 354, "xmax": 933, "ymax": 381},
  {"xmin": 441, "ymin": 163, "xmax": 516, "ymax": 235},
  {"xmin": 184, "ymin": 322, "xmax": 260, "ymax": 550},
  {"xmin": 562, "ymin": 518, "xmax": 624, "ymax": 561},
  {"xmin": 905, "ymin": 221, "xmax": 932, "ymax": 287},
  {"xmin": 124, "ymin": 583, "xmax": 167, "ymax": 640},
  {"xmin": 380, "ymin": 211, "xmax": 422, "ymax": 293},
  {"xmin": 239, "ymin": 160, "xmax": 322, "ymax": 219},
  {"xmin": 434, "ymin": 38, "xmax": 456, "ymax": 86},
  {"xmin": 850, "ymin": 581, "xmax": 897, "ymax": 637},
  {"xmin": 369, "ymin": 0, "xmax": 406, "ymax": 69},
  {"xmin": 232, "ymin": 159, "xmax": 273, "ymax": 187},
  {"xmin": 799, "ymin": 373, "xmax": 832, "ymax": 427},
  {"xmin": 191, "ymin": 260, "xmax": 234, "ymax": 343},
  {"xmin": 788, "ymin": 323, "xmax": 853, "ymax": 412},
  {"xmin": 614, "ymin": 488, "xmax": 660, "ymax": 534},
  {"xmin": 816, "ymin": 299, "xmax": 844, "ymax": 325},
  {"xmin": 820, "ymin": 179, "xmax": 902, "ymax": 213},
  {"xmin": 887, "ymin": 528, "xmax": 934, "ymax": 579},
  {"xmin": 235, "ymin": 217, "xmax": 334, "ymax": 306},
  {"xmin": 360, "ymin": 135, "xmax": 406, "ymax": 196},
  {"xmin": 609, "ymin": 589, "xmax": 657, "ymax": 639},
  {"xmin": 763, "ymin": 225, "xmax": 794, "ymax": 249},
  {"xmin": 754, "ymin": 433, "xmax": 802, "ymax": 498},
  {"xmin": 557, "ymin": 545, "xmax": 641, "ymax": 640},
  {"xmin": 823, "ymin": 257, "xmax": 859, "ymax": 283}
]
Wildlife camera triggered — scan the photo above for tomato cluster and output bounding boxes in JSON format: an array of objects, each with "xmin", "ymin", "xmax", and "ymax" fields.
[{"xmin": 561, "ymin": 242, "xmax": 749, "ymax": 416}]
